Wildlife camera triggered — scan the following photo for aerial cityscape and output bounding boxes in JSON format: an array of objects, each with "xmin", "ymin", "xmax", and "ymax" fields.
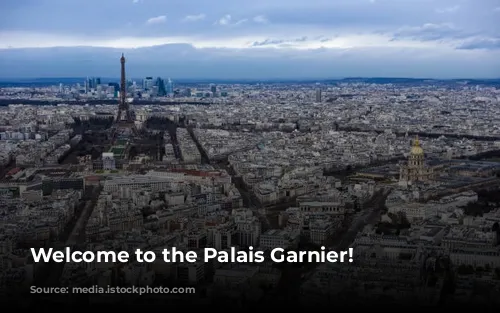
[{"xmin": 1, "ymin": 0, "xmax": 500, "ymax": 309}]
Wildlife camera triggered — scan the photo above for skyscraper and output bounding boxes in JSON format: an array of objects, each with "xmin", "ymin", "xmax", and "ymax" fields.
[
  {"xmin": 155, "ymin": 77, "xmax": 166, "ymax": 96},
  {"xmin": 166, "ymin": 78, "xmax": 174, "ymax": 96},
  {"xmin": 143, "ymin": 77, "xmax": 154, "ymax": 91},
  {"xmin": 85, "ymin": 77, "xmax": 101, "ymax": 90},
  {"xmin": 315, "ymin": 84, "xmax": 322, "ymax": 102},
  {"xmin": 108, "ymin": 83, "xmax": 120, "ymax": 95}
]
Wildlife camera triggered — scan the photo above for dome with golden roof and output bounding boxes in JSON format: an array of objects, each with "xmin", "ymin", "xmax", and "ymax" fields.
[{"xmin": 410, "ymin": 136, "xmax": 424, "ymax": 156}]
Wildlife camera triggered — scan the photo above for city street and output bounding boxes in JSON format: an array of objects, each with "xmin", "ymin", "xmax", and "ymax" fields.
[
  {"xmin": 66, "ymin": 186, "xmax": 101, "ymax": 246},
  {"xmin": 334, "ymin": 188, "xmax": 390, "ymax": 250},
  {"xmin": 40, "ymin": 186, "xmax": 101, "ymax": 287}
]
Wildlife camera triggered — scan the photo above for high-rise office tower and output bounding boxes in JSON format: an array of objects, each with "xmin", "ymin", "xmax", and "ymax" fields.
[
  {"xmin": 108, "ymin": 83, "xmax": 120, "ymax": 92},
  {"xmin": 315, "ymin": 84, "xmax": 322, "ymax": 102},
  {"xmin": 166, "ymin": 78, "xmax": 174, "ymax": 96},
  {"xmin": 155, "ymin": 77, "xmax": 166, "ymax": 96},
  {"xmin": 86, "ymin": 77, "xmax": 100, "ymax": 89},
  {"xmin": 143, "ymin": 77, "xmax": 154, "ymax": 91},
  {"xmin": 108, "ymin": 83, "xmax": 118, "ymax": 98}
]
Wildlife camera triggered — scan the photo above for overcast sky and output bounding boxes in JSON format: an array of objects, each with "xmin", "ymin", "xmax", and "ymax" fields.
[{"xmin": 0, "ymin": 0, "xmax": 499, "ymax": 78}]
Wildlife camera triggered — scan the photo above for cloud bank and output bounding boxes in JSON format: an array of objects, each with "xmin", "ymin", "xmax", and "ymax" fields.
[{"xmin": 0, "ymin": 0, "xmax": 498, "ymax": 78}]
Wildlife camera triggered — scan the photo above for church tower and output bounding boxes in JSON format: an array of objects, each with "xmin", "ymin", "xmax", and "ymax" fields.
[{"xmin": 399, "ymin": 136, "xmax": 433, "ymax": 185}]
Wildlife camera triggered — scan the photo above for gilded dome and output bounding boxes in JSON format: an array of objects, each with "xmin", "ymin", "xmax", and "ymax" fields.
[
  {"xmin": 410, "ymin": 136, "xmax": 424, "ymax": 155},
  {"xmin": 411, "ymin": 145, "xmax": 424, "ymax": 155}
]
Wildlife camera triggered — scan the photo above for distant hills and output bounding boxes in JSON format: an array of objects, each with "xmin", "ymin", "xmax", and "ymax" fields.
[{"xmin": 331, "ymin": 77, "xmax": 500, "ymax": 87}]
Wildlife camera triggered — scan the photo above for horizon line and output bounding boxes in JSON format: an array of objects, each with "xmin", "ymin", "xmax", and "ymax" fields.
[{"xmin": 1, "ymin": 76, "xmax": 499, "ymax": 82}]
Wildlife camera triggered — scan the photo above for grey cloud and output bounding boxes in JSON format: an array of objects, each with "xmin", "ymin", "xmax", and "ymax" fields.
[
  {"xmin": 312, "ymin": 35, "xmax": 334, "ymax": 42},
  {"xmin": 1, "ymin": 44, "xmax": 499, "ymax": 79},
  {"xmin": 1, "ymin": 0, "xmax": 496, "ymax": 47},
  {"xmin": 251, "ymin": 36, "xmax": 309, "ymax": 47},
  {"xmin": 456, "ymin": 38, "xmax": 500, "ymax": 50},
  {"xmin": 252, "ymin": 39, "xmax": 285, "ymax": 46},
  {"xmin": 390, "ymin": 23, "xmax": 500, "ymax": 51},
  {"xmin": 391, "ymin": 23, "xmax": 478, "ymax": 42}
]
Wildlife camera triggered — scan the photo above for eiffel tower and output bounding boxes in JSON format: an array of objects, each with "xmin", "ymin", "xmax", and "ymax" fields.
[{"xmin": 113, "ymin": 54, "xmax": 138, "ymax": 139}]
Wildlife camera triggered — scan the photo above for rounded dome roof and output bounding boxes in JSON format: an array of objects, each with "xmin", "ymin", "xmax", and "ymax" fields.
[
  {"xmin": 410, "ymin": 145, "xmax": 424, "ymax": 155},
  {"xmin": 410, "ymin": 136, "xmax": 424, "ymax": 155}
]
